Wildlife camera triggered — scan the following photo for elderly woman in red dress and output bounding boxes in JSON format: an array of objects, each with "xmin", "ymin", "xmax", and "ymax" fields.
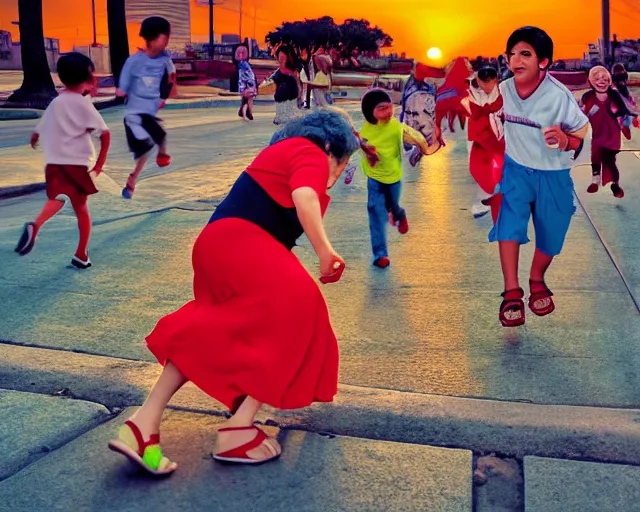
[{"xmin": 108, "ymin": 108, "xmax": 361, "ymax": 475}]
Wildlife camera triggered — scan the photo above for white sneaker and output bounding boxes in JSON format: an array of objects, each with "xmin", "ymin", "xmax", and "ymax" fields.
[{"xmin": 471, "ymin": 203, "xmax": 490, "ymax": 218}]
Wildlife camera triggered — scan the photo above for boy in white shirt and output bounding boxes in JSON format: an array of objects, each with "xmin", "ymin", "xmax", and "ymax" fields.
[
  {"xmin": 490, "ymin": 27, "xmax": 589, "ymax": 327},
  {"xmin": 15, "ymin": 53, "xmax": 111, "ymax": 269}
]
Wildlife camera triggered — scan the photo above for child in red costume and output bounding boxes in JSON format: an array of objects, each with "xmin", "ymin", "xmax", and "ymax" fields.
[
  {"xmin": 461, "ymin": 65, "xmax": 505, "ymax": 221},
  {"xmin": 580, "ymin": 65, "xmax": 637, "ymax": 198}
]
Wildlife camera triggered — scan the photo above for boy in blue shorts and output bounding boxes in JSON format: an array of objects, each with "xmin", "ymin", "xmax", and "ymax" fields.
[
  {"xmin": 491, "ymin": 27, "xmax": 589, "ymax": 327},
  {"xmin": 117, "ymin": 16, "xmax": 176, "ymax": 199}
]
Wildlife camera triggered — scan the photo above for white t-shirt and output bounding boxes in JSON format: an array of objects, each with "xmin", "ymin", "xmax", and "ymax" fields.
[
  {"xmin": 500, "ymin": 74, "xmax": 588, "ymax": 170},
  {"xmin": 35, "ymin": 92, "xmax": 109, "ymax": 167}
]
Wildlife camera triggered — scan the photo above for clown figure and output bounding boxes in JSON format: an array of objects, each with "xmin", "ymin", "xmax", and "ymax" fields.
[{"xmin": 580, "ymin": 65, "xmax": 637, "ymax": 198}]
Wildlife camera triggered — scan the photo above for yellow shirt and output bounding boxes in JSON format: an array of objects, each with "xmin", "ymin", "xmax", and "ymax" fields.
[{"xmin": 360, "ymin": 118, "xmax": 429, "ymax": 184}]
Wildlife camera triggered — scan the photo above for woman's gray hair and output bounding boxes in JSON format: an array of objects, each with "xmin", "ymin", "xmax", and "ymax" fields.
[{"xmin": 269, "ymin": 108, "xmax": 360, "ymax": 161}]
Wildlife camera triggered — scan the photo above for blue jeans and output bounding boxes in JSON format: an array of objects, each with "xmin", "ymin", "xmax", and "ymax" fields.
[{"xmin": 367, "ymin": 178, "xmax": 405, "ymax": 260}]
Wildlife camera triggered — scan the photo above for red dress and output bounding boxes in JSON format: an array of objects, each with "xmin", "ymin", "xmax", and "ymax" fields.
[{"xmin": 146, "ymin": 138, "xmax": 338, "ymax": 411}]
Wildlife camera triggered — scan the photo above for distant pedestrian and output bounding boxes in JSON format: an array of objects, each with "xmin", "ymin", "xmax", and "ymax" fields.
[
  {"xmin": 271, "ymin": 45, "xmax": 301, "ymax": 125},
  {"xmin": 234, "ymin": 43, "xmax": 257, "ymax": 121},
  {"xmin": 117, "ymin": 16, "xmax": 176, "ymax": 199},
  {"xmin": 14, "ymin": 53, "xmax": 110, "ymax": 269}
]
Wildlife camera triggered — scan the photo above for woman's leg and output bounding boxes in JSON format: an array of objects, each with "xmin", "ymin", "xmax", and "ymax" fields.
[
  {"xmin": 129, "ymin": 361, "xmax": 188, "ymax": 439},
  {"xmin": 215, "ymin": 396, "xmax": 282, "ymax": 460}
]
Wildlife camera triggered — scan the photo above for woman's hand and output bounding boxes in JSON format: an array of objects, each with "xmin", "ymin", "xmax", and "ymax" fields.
[{"xmin": 319, "ymin": 249, "xmax": 345, "ymax": 284}]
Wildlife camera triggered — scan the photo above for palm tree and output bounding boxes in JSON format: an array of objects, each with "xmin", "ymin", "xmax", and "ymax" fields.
[
  {"xmin": 7, "ymin": 0, "xmax": 57, "ymax": 108},
  {"xmin": 107, "ymin": 0, "xmax": 129, "ymax": 89}
]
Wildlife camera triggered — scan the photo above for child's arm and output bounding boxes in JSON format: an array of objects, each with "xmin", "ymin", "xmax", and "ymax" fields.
[
  {"xmin": 30, "ymin": 132, "xmax": 39, "ymax": 149},
  {"xmin": 402, "ymin": 124, "xmax": 430, "ymax": 155},
  {"xmin": 91, "ymin": 131, "xmax": 111, "ymax": 174},
  {"xmin": 544, "ymin": 94, "xmax": 590, "ymax": 151},
  {"xmin": 115, "ymin": 56, "xmax": 134, "ymax": 98},
  {"xmin": 83, "ymin": 101, "xmax": 111, "ymax": 174}
]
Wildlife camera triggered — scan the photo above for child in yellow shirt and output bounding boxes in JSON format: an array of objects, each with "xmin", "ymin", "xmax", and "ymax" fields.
[{"xmin": 360, "ymin": 89, "xmax": 430, "ymax": 268}]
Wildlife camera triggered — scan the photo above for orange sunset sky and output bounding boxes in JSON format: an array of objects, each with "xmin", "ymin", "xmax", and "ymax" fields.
[{"xmin": 1, "ymin": 0, "xmax": 640, "ymax": 61}]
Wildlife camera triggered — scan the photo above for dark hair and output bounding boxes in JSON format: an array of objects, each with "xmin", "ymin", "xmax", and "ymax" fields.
[
  {"xmin": 506, "ymin": 26, "xmax": 553, "ymax": 69},
  {"xmin": 361, "ymin": 89, "xmax": 392, "ymax": 124},
  {"xmin": 478, "ymin": 65, "xmax": 498, "ymax": 82},
  {"xmin": 276, "ymin": 45, "xmax": 297, "ymax": 71},
  {"xmin": 57, "ymin": 52, "xmax": 95, "ymax": 87},
  {"xmin": 139, "ymin": 16, "xmax": 171, "ymax": 42}
]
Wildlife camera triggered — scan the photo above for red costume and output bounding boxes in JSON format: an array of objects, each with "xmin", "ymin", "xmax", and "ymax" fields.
[
  {"xmin": 462, "ymin": 78, "xmax": 505, "ymax": 222},
  {"xmin": 436, "ymin": 58, "xmax": 473, "ymax": 133}
]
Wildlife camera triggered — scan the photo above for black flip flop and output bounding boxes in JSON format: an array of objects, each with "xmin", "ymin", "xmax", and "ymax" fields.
[{"xmin": 15, "ymin": 222, "xmax": 36, "ymax": 255}]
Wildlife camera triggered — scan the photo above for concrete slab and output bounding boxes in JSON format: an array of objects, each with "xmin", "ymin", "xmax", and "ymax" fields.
[
  {"xmin": 2, "ymin": 345, "xmax": 640, "ymax": 465},
  {"xmin": 0, "ymin": 409, "xmax": 473, "ymax": 512},
  {"xmin": 524, "ymin": 456, "xmax": 640, "ymax": 512},
  {"xmin": 0, "ymin": 389, "xmax": 110, "ymax": 481}
]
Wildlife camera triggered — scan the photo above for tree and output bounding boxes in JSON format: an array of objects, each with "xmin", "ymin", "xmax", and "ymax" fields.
[
  {"xmin": 7, "ymin": 0, "xmax": 57, "ymax": 108},
  {"xmin": 266, "ymin": 17, "xmax": 341, "ymax": 105},
  {"xmin": 265, "ymin": 16, "xmax": 341, "ymax": 71},
  {"xmin": 265, "ymin": 17, "xmax": 392, "ymax": 70},
  {"xmin": 107, "ymin": 0, "xmax": 130, "ymax": 90},
  {"xmin": 338, "ymin": 19, "xmax": 392, "ymax": 59}
]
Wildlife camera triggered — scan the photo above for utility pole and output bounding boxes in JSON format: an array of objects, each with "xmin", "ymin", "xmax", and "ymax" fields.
[
  {"xmin": 602, "ymin": 0, "xmax": 610, "ymax": 64},
  {"xmin": 91, "ymin": 0, "xmax": 97, "ymax": 46},
  {"xmin": 209, "ymin": 0, "xmax": 214, "ymax": 59},
  {"xmin": 239, "ymin": 0, "xmax": 242, "ymax": 40}
]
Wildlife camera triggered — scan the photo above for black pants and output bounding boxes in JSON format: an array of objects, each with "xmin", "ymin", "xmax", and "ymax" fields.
[{"xmin": 591, "ymin": 145, "xmax": 620, "ymax": 183}]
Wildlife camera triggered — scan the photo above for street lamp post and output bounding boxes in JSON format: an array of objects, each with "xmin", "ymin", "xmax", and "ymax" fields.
[{"xmin": 91, "ymin": 0, "xmax": 97, "ymax": 46}]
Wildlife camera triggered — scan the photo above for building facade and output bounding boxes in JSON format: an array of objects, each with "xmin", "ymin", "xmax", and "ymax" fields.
[{"xmin": 126, "ymin": 0, "xmax": 191, "ymax": 50}]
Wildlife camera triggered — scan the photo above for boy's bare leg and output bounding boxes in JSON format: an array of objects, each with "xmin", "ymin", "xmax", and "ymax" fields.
[
  {"xmin": 499, "ymin": 240, "xmax": 520, "ymax": 291},
  {"xmin": 530, "ymin": 248, "xmax": 553, "ymax": 287},
  {"xmin": 126, "ymin": 154, "xmax": 149, "ymax": 191}
]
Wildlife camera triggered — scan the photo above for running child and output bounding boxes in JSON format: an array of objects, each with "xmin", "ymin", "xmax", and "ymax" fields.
[
  {"xmin": 580, "ymin": 65, "xmax": 636, "ymax": 198},
  {"xmin": 461, "ymin": 64, "xmax": 505, "ymax": 221},
  {"xmin": 490, "ymin": 27, "xmax": 589, "ymax": 327},
  {"xmin": 359, "ymin": 89, "xmax": 430, "ymax": 269},
  {"xmin": 14, "ymin": 53, "xmax": 110, "ymax": 269},
  {"xmin": 117, "ymin": 16, "xmax": 176, "ymax": 199}
]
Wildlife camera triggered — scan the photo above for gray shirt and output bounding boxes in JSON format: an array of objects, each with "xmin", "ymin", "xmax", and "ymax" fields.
[
  {"xmin": 500, "ymin": 74, "xmax": 588, "ymax": 170},
  {"xmin": 119, "ymin": 51, "xmax": 176, "ymax": 116}
]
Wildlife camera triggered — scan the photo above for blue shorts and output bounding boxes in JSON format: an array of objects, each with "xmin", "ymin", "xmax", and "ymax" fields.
[{"xmin": 489, "ymin": 155, "xmax": 576, "ymax": 257}]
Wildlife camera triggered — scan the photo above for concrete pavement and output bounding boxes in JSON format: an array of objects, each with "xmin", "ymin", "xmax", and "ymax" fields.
[{"xmin": 1, "ymin": 105, "xmax": 640, "ymax": 510}]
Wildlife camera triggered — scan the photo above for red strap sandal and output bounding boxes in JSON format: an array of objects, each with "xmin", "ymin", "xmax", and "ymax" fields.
[
  {"xmin": 213, "ymin": 426, "xmax": 281, "ymax": 465},
  {"xmin": 499, "ymin": 288, "xmax": 526, "ymax": 327},
  {"xmin": 528, "ymin": 281, "xmax": 555, "ymax": 317}
]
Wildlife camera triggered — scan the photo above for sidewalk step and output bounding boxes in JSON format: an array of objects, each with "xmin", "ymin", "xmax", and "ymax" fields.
[
  {"xmin": 524, "ymin": 456, "xmax": 640, "ymax": 512},
  {"xmin": 0, "ymin": 408, "xmax": 473, "ymax": 512},
  {"xmin": 0, "ymin": 389, "xmax": 110, "ymax": 481}
]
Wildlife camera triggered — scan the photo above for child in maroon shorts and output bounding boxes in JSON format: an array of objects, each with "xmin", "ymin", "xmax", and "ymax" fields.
[{"xmin": 14, "ymin": 53, "xmax": 110, "ymax": 269}]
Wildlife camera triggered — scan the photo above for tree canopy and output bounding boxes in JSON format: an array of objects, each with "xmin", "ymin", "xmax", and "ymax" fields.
[{"xmin": 265, "ymin": 16, "xmax": 392, "ymax": 63}]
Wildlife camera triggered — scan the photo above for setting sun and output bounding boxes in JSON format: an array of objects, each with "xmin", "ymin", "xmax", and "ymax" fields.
[{"xmin": 427, "ymin": 47, "xmax": 442, "ymax": 60}]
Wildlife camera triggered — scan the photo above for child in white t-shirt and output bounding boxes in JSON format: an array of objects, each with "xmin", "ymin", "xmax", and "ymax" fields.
[
  {"xmin": 490, "ymin": 27, "xmax": 589, "ymax": 327},
  {"xmin": 15, "ymin": 53, "xmax": 110, "ymax": 269}
]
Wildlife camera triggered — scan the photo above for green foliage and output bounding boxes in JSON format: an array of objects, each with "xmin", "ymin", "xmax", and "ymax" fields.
[{"xmin": 265, "ymin": 16, "xmax": 392, "ymax": 62}]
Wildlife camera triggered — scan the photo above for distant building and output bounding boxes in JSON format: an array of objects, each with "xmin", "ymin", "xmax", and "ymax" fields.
[
  {"xmin": 221, "ymin": 34, "xmax": 241, "ymax": 45},
  {"xmin": 126, "ymin": 0, "xmax": 191, "ymax": 50}
]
